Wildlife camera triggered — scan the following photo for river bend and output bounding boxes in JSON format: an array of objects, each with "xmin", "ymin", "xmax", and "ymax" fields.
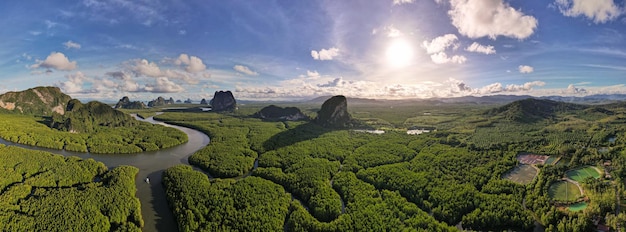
[{"xmin": 0, "ymin": 115, "xmax": 210, "ymax": 232}]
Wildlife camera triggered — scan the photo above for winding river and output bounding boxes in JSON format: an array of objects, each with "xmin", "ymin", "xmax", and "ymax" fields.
[{"xmin": 0, "ymin": 115, "xmax": 210, "ymax": 232}]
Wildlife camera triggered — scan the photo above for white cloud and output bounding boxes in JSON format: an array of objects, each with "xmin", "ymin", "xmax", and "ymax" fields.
[
  {"xmin": 554, "ymin": 0, "xmax": 622, "ymax": 23},
  {"xmin": 393, "ymin": 0, "xmax": 414, "ymax": 5},
  {"xmin": 45, "ymin": 20, "xmax": 58, "ymax": 29},
  {"xmin": 175, "ymin": 54, "xmax": 206, "ymax": 73},
  {"xmin": 179, "ymin": 30, "xmax": 187, "ymax": 35},
  {"xmin": 30, "ymin": 52, "xmax": 77, "ymax": 71},
  {"xmin": 130, "ymin": 59, "xmax": 162, "ymax": 77},
  {"xmin": 63, "ymin": 40, "xmax": 81, "ymax": 49},
  {"xmin": 311, "ymin": 47, "xmax": 339, "ymax": 60},
  {"xmin": 564, "ymin": 84, "xmax": 587, "ymax": 94},
  {"xmin": 430, "ymin": 52, "xmax": 467, "ymax": 64},
  {"xmin": 234, "ymin": 76, "xmax": 547, "ymax": 100},
  {"xmin": 306, "ymin": 70, "xmax": 320, "ymax": 78},
  {"xmin": 422, "ymin": 34, "xmax": 459, "ymax": 54},
  {"xmin": 56, "ymin": 72, "xmax": 88, "ymax": 93},
  {"xmin": 233, "ymin": 65, "xmax": 259, "ymax": 76},
  {"xmin": 465, "ymin": 42, "xmax": 496, "ymax": 54},
  {"xmin": 505, "ymin": 81, "xmax": 545, "ymax": 91},
  {"xmin": 144, "ymin": 77, "xmax": 184, "ymax": 93},
  {"xmin": 423, "ymin": 34, "xmax": 466, "ymax": 64},
  {"xmin": 106, "ymin": 71, "xmax": 140, "ymax": 92},
  {"xmin": 518, "ymin": 65, "xmax": 534, "ymax": 73},
  {"xmin": 447, "ymin": 0, "xmax": 538, "ymax": 39}
]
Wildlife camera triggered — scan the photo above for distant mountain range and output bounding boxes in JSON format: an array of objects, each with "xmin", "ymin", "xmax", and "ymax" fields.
[{"xmin": 303, "ymin": 94, "xmax": 626, "ymax": 106}]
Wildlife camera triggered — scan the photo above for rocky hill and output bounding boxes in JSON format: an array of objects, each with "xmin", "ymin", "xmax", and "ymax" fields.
[
  {"xmin": 49, "ymin": 99, "xmax": 137, "ymax": 133},
  {"xmin": 114, "ymin": 96, "xmax": 147, "ymax": 109},
  {"xmin": 0, "ymin": 86, "xmax": 72, "ymax": 115},
  {"xmin": 485, "ymin": 98, "xmax": 587, "ymax": 123},
  {"xmin": 315, "ymin": 95, "xmax": 352, "ymax": 128},
  {"xmin": 253, "ymin": 105, "xmax": 308, "ymax": 121},
  {"xmin": 148, "ymin": 96, "xmax": 174, "ymax": 107},
  {"xmin": 200, "ymin": 98, "xmax": 208, "ymax": 105},
  {"xmin": 210, "ymin": 91, "xmax": 236, "ymax": 112}
]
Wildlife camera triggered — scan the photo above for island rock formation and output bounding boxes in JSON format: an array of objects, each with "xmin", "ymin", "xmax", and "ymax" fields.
[
  {"xmin": 315, "ymin": 95, "xmax": 352, "ymax": 128},
  {"xmin": 0, "ymin": 86, "xmax": 72, "ymax": 115},
  {"xmin": 200, "ymin": 98, "xmax": 208, "ymax": 105},
  {"xmin": 253, "ymin": 105, "xmax": 308, "ymax": 121},
  {"xmin": 114, "ymin": 96, "xmax": 147, "ymax": 109},
  {"xmin": 210, "ymin": 91, "xmax": 236, "ymax": 112},
  {"xmin": 148, "ymin": 96, "xmax": 174, "ymax": 107},
  {"xmin": 49, "ymin": 99, "xmax": 137, "ymax": 133}
]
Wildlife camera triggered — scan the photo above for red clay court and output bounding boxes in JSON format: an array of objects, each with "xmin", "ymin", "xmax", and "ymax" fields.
[{"xmin": 517, "ymin": 153, "xmax": 549, "ymax": 165}]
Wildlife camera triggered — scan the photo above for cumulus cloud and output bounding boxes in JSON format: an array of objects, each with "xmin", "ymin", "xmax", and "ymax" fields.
[
  {"xmin": 106, "ymin": 71, "xmax": 141, "ymax": 92},
  {"xmin": 393, "ymin": 0, "xmax": 414, "ymax": 5},
  {"xmin": 554, "ymin": 0, "xmax": 622, "ymax": 23},
  {"xmin": 465, "ymin": 42, "xmax": 496, "ymax": 54},
  {"xmin": 307, "ymin": 70, "xmax": 320, "ymax": 78},
  {"xmin": 144, "ymin": 77, "xmax": 184, "ymax": 93},
  {"xmin": 235, "ymin": 76, "xmax": 549, "ymax": 100},
  {"xmin": 564, "ymin": 84, "xmax": 587, "ymax": 94},
  {"xmin": 423, "ymin": 34, "xmax": 466, "ymax": 64},
  {"xmin": 430, "ymin": 52, "xmax": 467, "ymax": 64},
  {"xmin": 422, "ymin": 34, "xmax": 459, "ymax": 54},
  {"xmin": 175, "ymin": 54, "xmax": 206, "ymax": 73},
  {"xmin": 518, "ymin": 65, "xmax": 534, "ymax": 73},
  {"xmin": 311, "ymin": 47, "xmax": 339, "ymax": 60},
  {"xmin": 56, "ymin": 72, "xmax": 88, "ymax": 93},
  {"xmin": 63, "ymin": 41, "xmax": 81, "ymax": 49},
  {"xmin": 130, "ymin": 59, "xmax": 162, "ymax": 77},
  {"xmin": 30, "ymin": 52, "xmax": 77, "ymax": 71},
  {"xmin": 233, "ymin": 65, "xmax": 259, "ymax": 76},
  {"xmin": 447, "ymin": 0, "xmax": 538, "ymax": 39},
  {"xmin": 449, "ymin": 78, "xmax": 545, "ymax": 95}
]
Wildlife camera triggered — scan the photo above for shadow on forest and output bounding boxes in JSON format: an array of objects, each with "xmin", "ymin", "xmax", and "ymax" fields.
[{"xmin": 263, "ymin": 122, "xmax": 332, "ymax": 151}]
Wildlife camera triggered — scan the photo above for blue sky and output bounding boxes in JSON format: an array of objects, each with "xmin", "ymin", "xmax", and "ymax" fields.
[{"xmin": 1, "ymin": 0, "xmax": 625, "ymax": 101}]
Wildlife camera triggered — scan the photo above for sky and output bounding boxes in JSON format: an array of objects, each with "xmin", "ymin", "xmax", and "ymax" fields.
[{"xmin": 1, "ymin": 0, "xmax": 626, "ymax": 102}]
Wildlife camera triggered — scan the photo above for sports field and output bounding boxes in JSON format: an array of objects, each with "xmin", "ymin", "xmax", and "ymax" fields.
[
  {"xmin": 566, "ymin": 166, "xmax": 602, "ymax": 182},
  {"xmin": 568, "ymin": 202, "xmax": 588, "ymax": 212},
  {"xmin": 503, "ymin": 164, "xmax": 537, "ymax": 184},
  {"xmin": 545, "ymin": 156, "xmax": 560, "ymax": 165},
  {"xmin": 548, "ymin": 181, "xmax": 582, "ymax": 202}
]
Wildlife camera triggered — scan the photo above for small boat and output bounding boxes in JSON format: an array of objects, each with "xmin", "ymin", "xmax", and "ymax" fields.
[{"xmin": 145, "ymin": 177, "xmax": 150, "ymax": 184}]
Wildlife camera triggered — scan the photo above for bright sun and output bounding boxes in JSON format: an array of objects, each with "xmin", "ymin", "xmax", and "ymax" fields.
[{"xmin": 385, "ymin": 38, "xmax": 414, "ymax": 68}]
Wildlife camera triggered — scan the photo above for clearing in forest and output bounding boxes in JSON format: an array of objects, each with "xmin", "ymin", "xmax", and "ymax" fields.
[
  {"xmin": 548, "ymin": 181, "xmax": 582, "ymax": 202},
  {"xmin": 517, "ymin": 153, "xmax": 549, "ymax": 165},
  {"xmin": 503, "ymin": 164, "xmax": 537, "ymax": 184},
  {"xmin": 566, "ymin": 166, "xmax": 601, "ymax": 182}
]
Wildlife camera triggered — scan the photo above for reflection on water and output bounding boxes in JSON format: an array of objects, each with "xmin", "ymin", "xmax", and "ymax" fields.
[{"xmin": 0, "ymin": 115, "xmax": 210, "ymax": 232}]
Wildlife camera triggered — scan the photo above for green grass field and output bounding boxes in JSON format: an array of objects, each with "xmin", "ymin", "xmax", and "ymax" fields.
[
  {"xmin": 568, "ymin": 202, "xmax": 588, "ymax": 212},
  {"xmin": 566, "ymin": 166, "xmax": 601, "ymax": 182},
  {"xmin": 548, "ymin": 181, "xmax": 582, "ymax": 202},
  {"xmin": 545, "ymin": 156, "xmax": 559, "ymax": 165},
  {"xmin": 503, "ymin": 164, "xmax": 537, "ymax": 184}
]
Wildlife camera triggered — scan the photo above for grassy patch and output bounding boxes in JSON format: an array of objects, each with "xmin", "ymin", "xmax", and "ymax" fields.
[
  {"xmin": 548, "ymin": 181, "xmax": 582, "ymax": 202},
  {"xmin": 566, "ymin": 166, "xmax": 601, "ymax": 182}
]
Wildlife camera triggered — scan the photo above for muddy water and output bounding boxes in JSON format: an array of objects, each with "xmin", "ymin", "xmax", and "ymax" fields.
[{"xmin": 0, "ymin": 115, "xmax": 210, "ymax": 232}]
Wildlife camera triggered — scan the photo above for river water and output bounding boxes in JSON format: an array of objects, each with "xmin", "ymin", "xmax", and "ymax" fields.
[{"xmin": 0, "ymin": 115, "xmax": 210, "ymax": 232}]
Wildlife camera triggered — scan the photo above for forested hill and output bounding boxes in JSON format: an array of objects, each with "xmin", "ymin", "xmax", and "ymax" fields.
[
  {"xmin": 49, "ymin": 99, "xmax": 138, "ymax": 133},
  {"xmin": 0, "ymin": 86, "xmax": 72, "ymax": 115},
  {"xmin": 485, "ymin": 98, "xmax": 588, "ymax": 123}
]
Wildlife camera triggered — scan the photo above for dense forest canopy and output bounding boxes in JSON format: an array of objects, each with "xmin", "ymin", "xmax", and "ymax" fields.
[{"xmin": 0, "ymin": 145, "xmax": 143, "ymax": 231}]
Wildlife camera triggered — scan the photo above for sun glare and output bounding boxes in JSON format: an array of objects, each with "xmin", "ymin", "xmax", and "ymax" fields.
[{"xmin": 385, "ymin": 38, "xmax": 414, "ymax": 68}]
